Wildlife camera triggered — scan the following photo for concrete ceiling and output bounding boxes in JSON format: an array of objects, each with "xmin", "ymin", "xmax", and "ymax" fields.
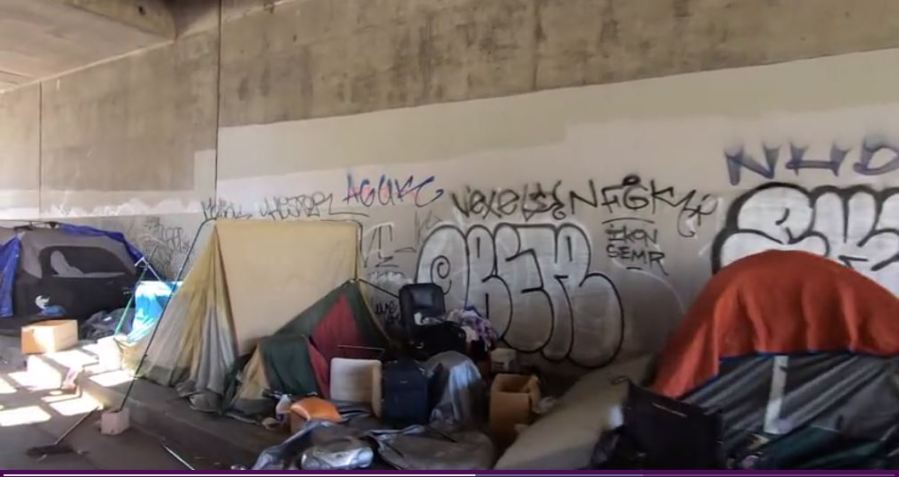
[{"xmin": 0, "ymin": 0, "xmax": 175, "ymax": 91}]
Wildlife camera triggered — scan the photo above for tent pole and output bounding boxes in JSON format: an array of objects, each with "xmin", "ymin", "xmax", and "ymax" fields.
[
  {"xmin": 356, "ymin": 278, "xmax": 399, "ymax": 299},
  {"xmin": 173, "ymin": 218, "xmax": 215, "ymax": 282},
  {"xmin": 116, "ymin": 218, "xmax": 215, "ymax": 413}
]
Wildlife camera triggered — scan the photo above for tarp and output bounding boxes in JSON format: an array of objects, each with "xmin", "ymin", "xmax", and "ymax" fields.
[
  {"xmin": 252, "ymin": 405, "xmax": 495, "ymax": 470},
  {"xmin": 127, "ymin": 220, "xmax": 369, "ymax": 413},
  {"xmin": 127, "ymin": 280, "xmax": 180, "ymax": 343},
  {"xmin": 424, "ymin": 351, "xmax": 484, "ymax": 432},
  {"xmin": 682, "ymin": 353, "xmax": 899, "ymax": 458},
  {"xmin": 652, "ymin": 250, "xmax": 899, "ymax": 398},
  {"xmin": 0, "ymin": 235, "xmax": 20, "ymax": 318}
]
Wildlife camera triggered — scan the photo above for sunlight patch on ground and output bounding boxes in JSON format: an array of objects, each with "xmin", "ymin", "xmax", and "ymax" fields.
[
  {"xmin": 7, "ymin": 370, "xmax": 60, "ymax": 391},
  {"xmin": 0, "ymin": 375, "xmax": 17, "ymax": 394},
  {"xmin": 48, "ymin": 394, "xmax": 100, "ymax": 416},
  {"xmin": 45, "ymin": 349, "xmax": 97, "ymax": 369},
  {"xmin": 0, "ymin": 405, "xmax": 51, "ymax": 427},
  {"xmin": 41, "ymin": 392, "xmax": 79, "ymax": 404},
  {"xmin": 90, "ymin": 370, "xmax": 133, "ymax": 388},
  {"xmin": 84, "ymin": 363, "xmax": 111, "ymax": 374},
  {"xmin": 10, "ymin": 365, "xmax": 61, "ymax": 391}
]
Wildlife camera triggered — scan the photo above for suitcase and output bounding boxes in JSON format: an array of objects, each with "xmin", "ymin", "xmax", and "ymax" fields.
[{"xmin": 382, "ymin": 359, "xmax": 430, "ymax": 426}]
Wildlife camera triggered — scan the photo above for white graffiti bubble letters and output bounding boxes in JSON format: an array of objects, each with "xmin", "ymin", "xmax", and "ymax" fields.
[
  {"xmin": 713, "ymin": 183, "xmax": 899, "ymax": 294},
  {"xmin": 415, "ymin": 222, "xmax": 624, "ymax": 367}
]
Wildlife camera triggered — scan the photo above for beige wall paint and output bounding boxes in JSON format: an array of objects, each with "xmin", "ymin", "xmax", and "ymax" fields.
[{"xmin": 214, "ymin": 48, "xmax": 899, "ymax": 368}]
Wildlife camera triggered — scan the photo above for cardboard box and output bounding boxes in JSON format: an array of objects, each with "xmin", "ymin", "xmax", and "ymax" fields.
[
  {"xmin": 21, "ymin": 319, "xmax": 78, "ymax": 354},
  {"xmin": 489, "ymin": 373, "xmax": 541, "ymax": 447}
]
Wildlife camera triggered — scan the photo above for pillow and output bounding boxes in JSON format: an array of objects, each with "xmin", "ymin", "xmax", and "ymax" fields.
[{"xmin": 494, "ymin": 355, "xmax": 651, "ymax": 469}]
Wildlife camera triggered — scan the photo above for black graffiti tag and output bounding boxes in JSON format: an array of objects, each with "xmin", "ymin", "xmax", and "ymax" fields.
[
  {"xmin": 451, "ymin": 176, "xmax": 717, "ymax": 238},
  {"xmin": 415, "ymin": 222, "xmax": 624, "ymax": 367}
]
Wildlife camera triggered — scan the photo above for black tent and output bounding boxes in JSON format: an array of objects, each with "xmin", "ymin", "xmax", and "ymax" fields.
[{"xmin": 0, "ymin": 223, "xmax": 143, "ymax": 328}]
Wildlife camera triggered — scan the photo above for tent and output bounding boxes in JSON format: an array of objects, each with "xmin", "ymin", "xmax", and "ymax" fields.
[
  {"xmin": 125, "ymin": 220, "xmax": 384, "ymax": 414},
  {"xmin": 0, "ymin": 223, "xmax": 143, "ymax": 320},
  {"xmin": 229, "ymin": 281, "xmax": 386, "ymax": 416},
  {"xmin": 648, "ymin": 250, "xmax": 899, "ymax": 468}
]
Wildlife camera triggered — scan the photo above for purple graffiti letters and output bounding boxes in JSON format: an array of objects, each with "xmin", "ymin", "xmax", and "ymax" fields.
[{"xmin": 344, "ymin": 173, "xmax": 444, "ymax": 208}]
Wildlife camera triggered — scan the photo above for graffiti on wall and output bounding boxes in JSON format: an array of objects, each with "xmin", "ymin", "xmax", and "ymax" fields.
[
  {"xmin": 725, "ymin": 136, "xmax": 899, "ymax": 185},
  {"xmin": 712, "ymin": 182, "xmax": 899, "ymax": 294},
  {"xmin": 416, "ymin": 222, "xmax": 624, "ymax": 367},
  {"xmin": 137, "ymin": 217, "xmax": 192, "ymax": 277},
  {"xmin": 451, "ymin": 175, "xmax": 717, "ymax": 237},
  {"xmin": 198, "ymin": 168, "xmax": 720, "ymax": 368},
  {"xmin": 202, "ymin": 198, "xmax": 253, "ymax": 221},
  {"xmin": 602, "ymin": 217, "xmax": 668, "ymax": 275},
  {"xmin": 449, "ymin": 175, "xmax": 716, "ymax": 277},
  {"xmin": 344, "ymin": 173, "xmax": 444, "ymax": 208}
]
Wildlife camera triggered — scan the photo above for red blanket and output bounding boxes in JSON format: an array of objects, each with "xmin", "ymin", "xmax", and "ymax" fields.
[{"xmin": 652, "ymin": 250, "xmax": 899, "ymax": 398}]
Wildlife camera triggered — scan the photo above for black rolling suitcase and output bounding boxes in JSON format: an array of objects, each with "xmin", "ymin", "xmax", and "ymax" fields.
[{"xmin": 382, "ymin": 359, "xmax": 430, "ymax": 427}]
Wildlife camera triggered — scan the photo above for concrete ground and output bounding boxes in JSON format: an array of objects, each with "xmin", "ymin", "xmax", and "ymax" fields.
[{"xmin": 0, "ymin": 336, "xmax": 189, "ymax": 470}]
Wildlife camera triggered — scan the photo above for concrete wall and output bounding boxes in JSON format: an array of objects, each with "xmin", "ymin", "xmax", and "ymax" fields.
[
  {"xmin": 220, "ymin": 0, "xmax": 899, "ymax": 125},
  {"xmin": 40, "ymin": 28, "xmax": 218, "ymax": 218},
  {"xmin": 0, "ymin": 0, "xmax": 175, "ymax": 90},
  {"xmin": 10, "ymin": 0, "xmax": 899, "ymax": 219},
  {"xmin": 3, "ymin": 0, "xmax": 899, "ymax": 367},
  {"xmin": 0, "ymin": 85, "xmax": 39, "ymax": 218}
]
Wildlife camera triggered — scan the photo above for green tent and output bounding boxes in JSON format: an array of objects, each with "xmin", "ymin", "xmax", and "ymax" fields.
[{"xmin": 228, "ymin": 281, "xmax": 386, "ymax": 416}]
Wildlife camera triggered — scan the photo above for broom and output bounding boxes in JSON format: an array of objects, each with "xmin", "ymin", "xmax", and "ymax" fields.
[{"xmin": 26, "ymin": 409, "xmax": 97, "ymax": 457}]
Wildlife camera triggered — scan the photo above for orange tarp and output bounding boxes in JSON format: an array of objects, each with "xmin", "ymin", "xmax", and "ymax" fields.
[{"xmin": 652, "ymin": 250, "xmax": 899, "ymax": 398}]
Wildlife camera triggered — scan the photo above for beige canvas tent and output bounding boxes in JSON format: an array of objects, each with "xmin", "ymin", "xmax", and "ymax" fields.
[{"xmin": 124, "ymin": 219, "xmax": 362, "ymax": 406}]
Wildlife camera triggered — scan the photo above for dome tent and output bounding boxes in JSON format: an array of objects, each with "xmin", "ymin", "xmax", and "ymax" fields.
[
  {"xmin": 0, "ymin": 222, "xmax": 142, "ymax": 322},
  {"xmin": 646, "ymin": 251, "xmax": 899, "ymax": 468}
]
